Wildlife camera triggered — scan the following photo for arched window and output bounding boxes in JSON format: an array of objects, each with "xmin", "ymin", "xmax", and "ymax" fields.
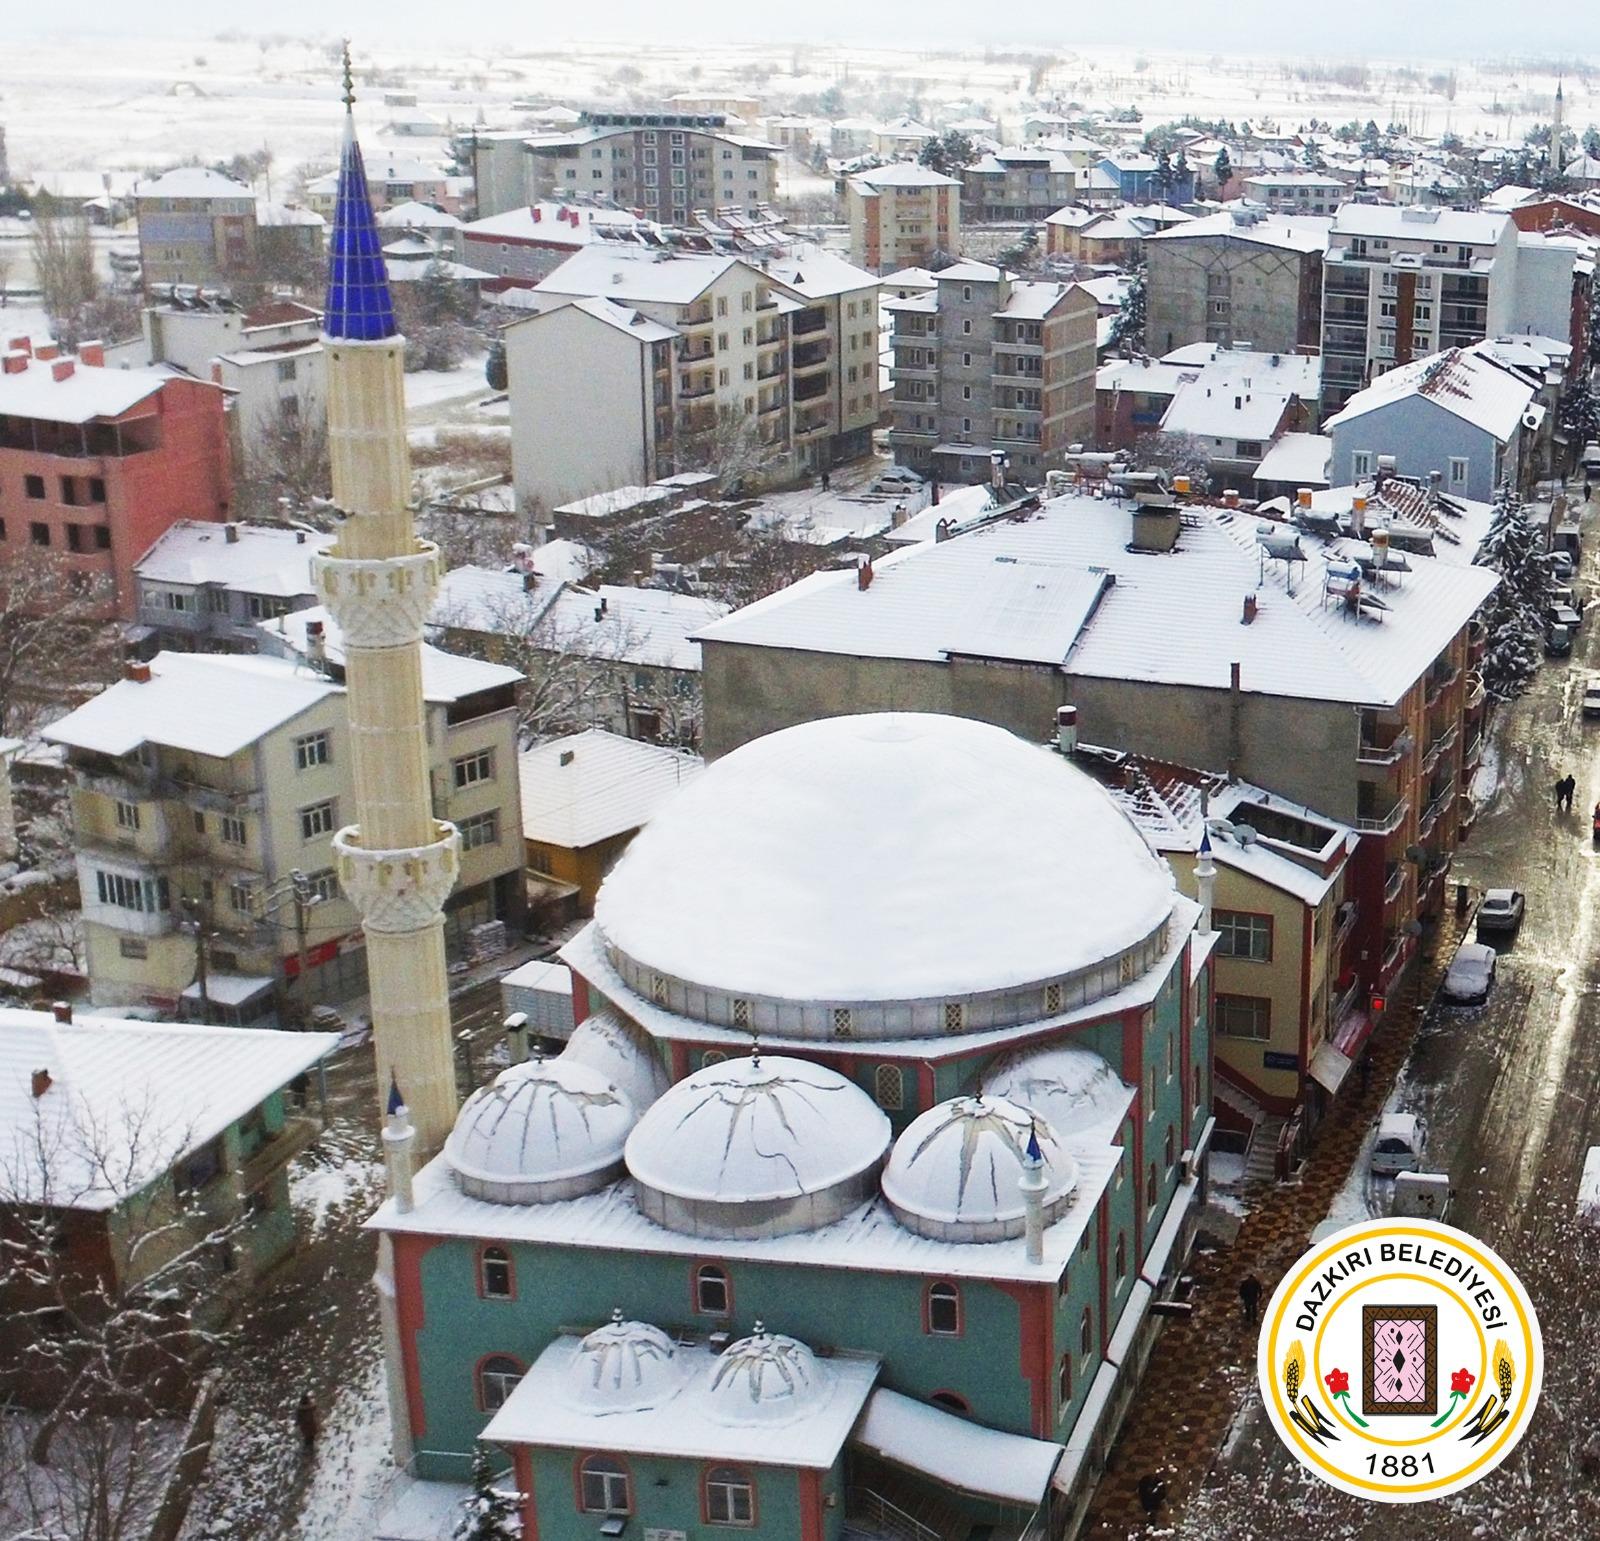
[
  {"xmin": 477, "ymin": 1354, "xmax": 524, "ymax": 1412},
  {"xmin": 695, "ymin": 1263, "xmax": 731, "ymax": 1316},
  {"xmin": 478, "ymin": 1245, "xmax": 514, "ymax": 1300},
  {"xmin": 1080, "ymin": 1305, "xmax": 1094, "ymax": 1359},
  {"xmin": 579, "ymin": 1454, "xmax": 632, "ymax": 1514},
  {"xmin": 930, "ymin": 1390, "xmax": 970, "ymax": 1415},
  {"xmin": 1164, "ymin": 1127, "xmax": 1175, "ymax": 1172},
  {"xmin": 874, "ymin": 1064, "xmax": 904, "ymax": 1111},
  {"xmin": 1115, "ymin": 1234, "xmax": 1127, "ymax": 1283},
  {"xmin": 925, "ymin": 1280, "xmax": 961, "ymax": 1336},
  {"xmin": 1147, "ymin": 1162, "xmax": 1159, "ymax": 1209},
  {"xmin": 705, "ymin": 1465, "xmax": 756, "ymax": 1526},
  {"xmin": 1057, "ymin": 1353, "xmax": 1072, "ymax": 1408},
  {"xmin": 702, "ymin": 1050, "xmax": 728, "ymax": 1068}
]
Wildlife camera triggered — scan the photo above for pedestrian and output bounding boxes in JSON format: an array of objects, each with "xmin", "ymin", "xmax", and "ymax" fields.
[
  {"xmin": 1137, "ymin": 1472, "xmax": 1168, "ymax": 1517},
  {"xmin": 821, "ymin": 467, "xmax": 831, "ymax": 490},
  {"xmin": 1239, "ymin": 1272, "xmax": 1263, "ymax": 1326},
  {"xmin": 1586, "ymin": 477, "xmax": 1593, "ymax": 503},
  {"xmin": 295, "ymin": 1390, "xmax": 320, "ymax": 1454}
]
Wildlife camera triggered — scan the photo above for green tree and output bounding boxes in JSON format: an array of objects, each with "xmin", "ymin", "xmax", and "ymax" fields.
[
  {"xmin": 485, "ymin": 337, "xmax": 508, "ymax": 392},
  {"xmin": 1108, "ymin": 264, "xmax": 1147, "ymax": 354},
  {"xmin": 1213, "ymin": 146, "xmax": 1233, "ymax": 192},
  {"xmin": 455, "ymin": 1446, "xmax": 518, "ymax": 1541},
  {"xmin": 1477, "ymin": 481, "xmax": 1548, "ymax": 702},
  {"xmin": 1361, "ymin": 120, "xmax": 1383, "ymax": 156}
]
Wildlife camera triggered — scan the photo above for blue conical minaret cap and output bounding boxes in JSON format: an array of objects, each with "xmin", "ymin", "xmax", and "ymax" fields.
[
  {"xmin": 323, "ymin": 43, "xmax": 398, "ymax": 343},
  {"xmin": 387, "ymin": 1072, "xmax": 405, "ymax": 1116}
]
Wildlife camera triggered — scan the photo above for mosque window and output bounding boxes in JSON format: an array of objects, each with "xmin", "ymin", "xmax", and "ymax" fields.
[
  {"xmin": 942, "ymin": 1002, "xmax": 965, "ymax": 1033},
  {"xmin": 652, "ymin": 972, "xmax": 669, "ymax": 1004},
  {"xmin": 925, "ymin": 1280, "xmax": 962, "ymax": 1336},
  {"xmin": 1044, "ymin": 981, "xmax": 1063, "ymax": 1015},
  {"xmin": 579, "ymin": 1454, "xmax": 632, "ymax": 1514},
  {"xmin": 695, "ymin": 1263, "xmax": 731, "ymax": 1316},
  {"xmin": 832, "ymin": 1007, "xmax": 853, "ymax": 1037},
  {"xmin": 1080, "ymin": 1305, "xmax": 1094, "ymax": 1359},
  {"xmin": 874, "ymin": 1064, "xmax": 904, "ymax": 1110},
  {"xmin": 476, "ymin": 1354, "xmax": 524, "ymax": 1411},
  {"xmin": 1115, "ymin": 1234, "xmax": 1127, "ymax": 1282},
  {"xmin": 702, "ymin": 1050, "xmax": 728, "ymax": 1068},
  {"xmin": 1057, "ymin": 1353, "xmax": 1072, "ymax": 1409},
  {"xmin": 704, "ymin": 1466, "xmax": 756, "ymax": 1526},
  {"xmin": 478, "ymin": 1245, "xmax": 514, "ymax": 1300}
]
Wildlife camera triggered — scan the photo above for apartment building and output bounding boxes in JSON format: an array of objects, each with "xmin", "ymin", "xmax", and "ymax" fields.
[
  {"xmin": 0, "ymin": 340, "xmax": 232, "ymax": 620},
  {"xmin": 1239, "ymin": 172, "xmax": 1346, "ymax": 215},
  {"xmin": 44, "ymin": 643, "xmax": 524, "ymax": 1021},
  {"xmin": 1144, "ymin": 207, "xmax": 1328, "ymax": 356},
  {"xmin": 960, "ymin": 147, "xmax": 1078, "ymax": 222},
  {"xmin": 525, "ymin": 111, "xmax": 779, "ymax": 226},
  {"xmin": 304, "ymin": 151, "xmax": 462, "ymax": 217},
  {"xmin": 134, "ymin": 167, "xmax": 258, "ymax": 291},
  {"xmin": 458, "ymin": 204, "xmax": 646, "ymax": 288},
  {"xmin": 846, "ymin": 162, "xmax": 962, "ymax": 274},
  {"xmin": 696, "ymin": 487, "xmax": 1495, "ymax": 1001},
  {"xmin": 886, "ymin": 260, "xmax": 1097, "ymax": 482},
  {"xmin": 1319, "ymin": 206, "xmax": 1520, "ymax": 413}
]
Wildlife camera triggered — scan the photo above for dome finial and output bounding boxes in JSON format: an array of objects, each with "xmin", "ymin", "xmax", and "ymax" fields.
[
  {"xmin": 340, "ymin": 40, "xmax": 355, "ymax": 111},
  {"xmin": 611, "ymin": 1305, "xmax": 624, "ymax": 1323}
]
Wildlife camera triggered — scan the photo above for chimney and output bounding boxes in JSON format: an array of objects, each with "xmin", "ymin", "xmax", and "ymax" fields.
[
  {"xmin": 51, "ymin": 359, "xmax": 75, "ymax": 382},
  {"xmin": 224, "ymin": 522, "xmax": 239, "ymax": 543},
  {"xmin": 32, "ymin": 1068, "xmax": 53, "ymax": 1099},
  {"xmin": 36, "ymin": 342, "xmax": 60, "ymax": 362},
  {"xmin": 1228, "ymin": 661, "xmax": 1243, "ymax": 781},
  {"xmin": 857, "ymin": 556, "xmax": 874, "ymax": 590},
  {"xmin": 930, "ymin": 478, "xmax": 941, "ymax": 506},
  {"xmin": 510, "ymin": 543, "xmax": 536, "ymax": 575},
  {"xmin": 51, "ymin": 1001, "xmax": 72, "ymax": 1024},
  {"xmin": 503, "ymin": 1011, "xmax": 531, "ymax": 1063},
  {"xmin": 79, "ymin": 341, "xmax": 105, "ymax": 368},
  {"xmin": 124, "ymin": 660, "xmax": 152, "ymax": 684},
  {"xmin": 1296, "ymin": 487, "xmax": 1313, "ymax": 509},
  {"xmin": 1055, "ymin": 704, "xmax": 1078, "ymax": 755},
  {"xmin": 8, "ymin": 336, "xmax": 31, "ymax": 356},
  {"xmin": 934, "ymin": 517, "xmax": 951, "ymax": 542},
  {"xmin": 523, "ymin": 571, "xmax": 539, "ymax": 592},
  {"xmin": 1223, "ymin": 488, "xmax": 1240, "ymax": 509},
  {"xmin": 1242, "ymin": 592, "xmax": 1258, "ymax": 624},
  {"xmin": 1019, "ymin": 1126, "xmax": 1048, "ymax": 1265},
  {"xmin": 2, "ymin": 353, "xmax": 26, "ymax": 375},
  {"xmin": 295, "ymin": 530, "xmax": 306, "ymax": 544},
  {"xmin": 1172, "ymin": 474, "xmax": 1191, "ymax": 497}
]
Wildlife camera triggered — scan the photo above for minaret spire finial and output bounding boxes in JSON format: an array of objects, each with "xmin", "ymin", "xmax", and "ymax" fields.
[{"xmin": 341, "ymin": 41, "xmax": 355, "ymax": 111}]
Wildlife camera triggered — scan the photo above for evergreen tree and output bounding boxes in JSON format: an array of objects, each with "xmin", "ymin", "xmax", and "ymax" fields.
[
  {"xmin": 917, "ymin": 134, "xmax": 950, "ymax": 174},
  {"xmin": 1361, "ymin": 120, "xmax": 1383, "ymax": 157},
  {"xmin": 1153, "ymin": 148, "xmax": 1173, "ymax": 203},
  {"xmin": 1586, "ymin": 125, "xmax": 1600, "ymax": 160},
  {"xmin": 1557, "ymin": 373, "xmax": 1599, "ymax": 452},
  {"xmin": 1173, "ymin": 147, "xmax": 1190, "ymax": 195},
  {"xmin": 485, "ymin": 337, "xmax": 508, "ymax": 392},
  {"xmin": 456, "ymin": 1446, "xmax": 519, "ymax": 1541},
  {"xmin": 1108, "ymin": 265, "xmax": 1147, "ymax": 354},
  {"xmin": 1477, "ymin": 481, "xmax": 1549, "ymax": 702},
  {"xmin": 1213, "ymin": 146, "xmax": 1233, "ymax": 192},
  {"xmin": 1586, "ymin": 263, "xmax": 1600, "ymax": 382}
]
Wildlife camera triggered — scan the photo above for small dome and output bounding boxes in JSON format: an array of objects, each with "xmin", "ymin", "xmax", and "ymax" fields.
[
  {"xmin": 563, "ymin": 1007, "xmax": 670, "ymax": 1112},
  {"xmin": 625, "ymin": 1054, "xmax": 890, "ymax": 1239},
  {"xmin": 882, "ymin": 1094, "xmax": 1079, "ymax": 1242},
  {"xmin": 446, "ymin": 1055, "xmax": 635, "ymax": 1205},
  {"xmin": 567, "ymin": 1310, "xmax": 680, "ymax": 1412},
  {"xmin": 982, "ymin": 1043, "xmax": 1133, "ymax": 1142},
  {"xmin": 702, "ymin": 1324, "xmax": 827, "ymax": 1426},
  {"xmin": 594, "ymin": 713, "xmax": 1175, "ymax": 1010}
]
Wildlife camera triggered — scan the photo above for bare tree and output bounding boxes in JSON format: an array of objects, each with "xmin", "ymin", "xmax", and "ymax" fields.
[
  {"xmin": 0, "ymin": 549, "xmax": 120, "ymax": 739},
  {"xmin": 30, "ymin": 217, "xmax": 98, "ymax": 339},
  {"xmin": 1129, "ymin": 429, "xmax": 1213, "ymax": 488},
  {"xmin": 683, "ymin": 404, "xmax": 790, "ymax": 495},
  {"xmin": 231, "ymin": 403, "xmax": 332, "ymax": 525}
]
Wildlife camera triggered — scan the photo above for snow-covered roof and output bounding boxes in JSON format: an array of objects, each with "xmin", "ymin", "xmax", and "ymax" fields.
[
  {"xmin": 255, "ymin": 200, "xmax": 324, "ymax": 228},
  {"xmin": 1324, "ymin": 347, "xmax": 1535, "ymax": 441},
  {"xmin": 698, "ymin": 494, "xmax": 1497, "ymax": 709},
  {"xmin": 562, "ymin": 1007, "xmax": 668, "ymax": 1114},
  {"xmin": 1161, "ymin": 381, "xmax": 1292, "ymax": 442},
  {"xmin": 136, "ymin": 166, "xmax": 252, "ymax": 199},
  {"xmin": 376, "ymin": 200, "xmax": 461, "ymax": 229},
  {"xmin": 463, "ymin": 203, "xmax": 644, "ymax": 245},
  {"xmin": 260, "ymin": 606, "xmax": 523, "ymax": 703},
  {"xmin": 1331, "ymin": 204, "xmax": 1508, "ymax": 247},
  {"xmin": 536, "ymin": 295, "xmax": 679, "ymax": 343},
  {"xmin": 851, "ymin": 162, "xmax": 961, "ymax": 190},
  {"xmin": 1241, "ymin": 171, "xmax": 1345, "ymax": 188},
  {"xmin": 857, "ymin": 1390, "xmax": 1062, "ymax": 1505},
  {"xmin": 763, "ymin": 247, "xmax": 879, "ymax": 299},
  {"xmin": 592, "ymin": 713, "xmax": 1175, "ymax": 1005},
  {"xmin": 518, "ymin": 729, "xmax": 701, "ymax": 851},
  {"xmin": 0, "ymin": 1011, "xmax": 336, "ymax": 1210},
  {"xmin": 1145, "ymin": 208, "xmax": 1329, "ymax": 254},
  {"xmin": 1044, "ymin": 204, "xmax": 1099, "ymax": 229},
  {"xmin": 533, "ymin": 585, "xmax": 728, "ymax": 672},
  {"xmin": 879, "ymin": 265, "xmax": 941, "ymax": 290},
  {"xmin": 445, "ymin": 1056, "xmax": 636, "ymax": 1205},
  {"xmin": 538, "ymin": 245, "xmax": 742, "ymax": 306},
  {"xmin": 43, "ymin": 652, "xmax": 340, "ymax": 759},
  {"xmin": 1254, "ymin": 432, "xmax": 1333, "ymax": 486},
  {"xmin": 135, "ymin": 520, "xmax": 334, "ymax": 597},
  {"xmin": 431, "ymin": 564, "xmax": 565, "ymax": 634},
  {"xmin": 981, "ymin": 1043, "xmax": 1135, "ymax": 1144},
  {"xmin": 0, "ymin": 354, "xmax": 199, "ymax": 426},
  {"xmin": 483, "ymin": 1330, "xmax": 878, "ymax": 1467}
]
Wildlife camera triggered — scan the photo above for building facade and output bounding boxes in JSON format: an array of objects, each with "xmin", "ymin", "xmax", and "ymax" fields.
[
  {"xmin": 0, "ymin": 339, "xmax": 232, "ymax": 620},
  {"xmin": 847, "ymin": 164, "xmax": 962, "ymax": 274},
  {"xmin": 887, "ymin": 261, "xmax": 1098, "ymax": 482},
  {"xmin": 961, "ymin": 149, "xmax": 1078, "ymax": 223},
  {"xmin": 135, "ymin": 167, "xmax": 258, "ymax": 291}
]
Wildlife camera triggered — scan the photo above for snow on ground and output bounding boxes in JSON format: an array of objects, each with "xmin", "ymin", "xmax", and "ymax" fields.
[
  {"xmin": 1206, "ymin": 1150, "xmax": 1252, "ymax": 1218},
  {"xmin": 286, "ymin": 1354, "xmax": 397, "ymax": 1541},
  {"xmin": 289, "ymin": 1152, "xmax": 380, "ymax": 1238},
  {"xmin": 403, "ymin": 354, "xmax": 493, "ymax": 415}
]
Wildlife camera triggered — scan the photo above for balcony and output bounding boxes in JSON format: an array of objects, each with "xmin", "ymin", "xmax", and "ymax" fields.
[
  {"xmin": 1462, "ymin": 725, "xmax": 1484, "ymax": 766},
  {"xmin": 1418, "ymin": 781, "xmax": 1455, "ymax": 839},
  {"xmin": 679, "ymin": 382, "xmax": 714, "ymax": 401},
  {"xmin": 1357, "ymin": 796, "xmax": 1410, "ymax": 835},
  {"xmin": 792, "ymin": 342, "xmax": 831, "ymax": 374},
  {"xmin": 1356, "ymin": 727, "xmax": 1412, "ymax": 767},
  {"xmin": 1464, "ymin": 675, "xmax": 1486, "ymax": 713},
  {"xmin": 1384, "ymin": 863, "xmax": 1406, "ymax": 904},
  {"xmin": 1422, "ymin": 722, "xmax": 1458, "ymax": 774},
  {"xmin": 792, "ymin": 310, "xmax": 828, "ymax": 338},
  {"xmin": 1335, "ymin": 899, "xmax": 1359, "ymax": 949},
  {"xmin": 1425, "ymin": 663, "xmax": 1459, "ymax": 709},
  {"xmin": 1381, "ymin": 932, "xmax": 1410, "ymax": 979}
]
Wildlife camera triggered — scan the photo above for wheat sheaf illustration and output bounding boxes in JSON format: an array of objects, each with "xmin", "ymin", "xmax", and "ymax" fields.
[
  {"xmin": 1283, "ymin": 1340, "xmax": 1340, "ymax": 1444},
  {"xmin": 1459, "ymin": 1339, "xmax": 1515, "ymax": 1445}
]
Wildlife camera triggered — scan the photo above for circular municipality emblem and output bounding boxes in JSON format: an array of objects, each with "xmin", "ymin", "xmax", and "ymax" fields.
[{"xmin": 1257, "ymin": 1217, "xmax": 1542, "ymax": 1502}]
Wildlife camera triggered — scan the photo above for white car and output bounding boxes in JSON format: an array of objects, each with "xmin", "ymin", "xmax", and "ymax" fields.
[
  {"xmin": 1584, "ymin": 681, "xmax": 1600, "ymax": 719},
  {"xmin": 1372, "ymin": 1113, "xmax": 1423, "ymax": 1177},
  {"xmin": 1441, "ymin": 940, "xmax": 1498, "ymax": 1006}
]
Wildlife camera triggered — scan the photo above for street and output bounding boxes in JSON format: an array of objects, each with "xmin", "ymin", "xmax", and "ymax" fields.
[{"xmin": 1173, "ymin": 500, "xmax": 1600, "ymax": 1539}]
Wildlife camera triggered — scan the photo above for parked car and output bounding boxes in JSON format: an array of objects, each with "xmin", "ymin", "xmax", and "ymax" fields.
[
  {"xmin": 1582, "ymin": 441, "xmax": 1600, "ymax": 473},
  {"xmin": 1550, "ymin": 602, "xmax": 1583, "ymax": 633},
  {"xmin": 870, "ymin": 468, "xmax": 924, "ymax": 495},
  {"xmin": 1393, "ymin": 1171, "xmax": 1452, "ymax": 1220},
  {"xmin": 1547, "ymin": 623, "xmax": 1573, "ymax": 657},
  {"xmin": 1551, "ymin": 582, "xmax": 1582, "ymax": 619},
  {"xmin": 1441, "ymin": 940, "xmax": 1498, "ymax": 1005},
  {"xmin": 1584, "ymin": 679, "xmax": 1600, "ymax": 717},
  {"xmin": 1550, "ymin": 551, "xmax": 1576, "ymax": 580},
  {"xmin": 1372, "ymin": 1113, "xmax": 1423, "ymax": 1177},
  {"xmin": 1476, "ymin": 888, "xmax": 1526, "ymax": 938}
]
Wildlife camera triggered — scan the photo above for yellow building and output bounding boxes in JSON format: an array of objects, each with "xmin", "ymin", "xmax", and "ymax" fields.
[{"xmin": 518, "ymin": 728, "xmax": 701, "ymax": 913}]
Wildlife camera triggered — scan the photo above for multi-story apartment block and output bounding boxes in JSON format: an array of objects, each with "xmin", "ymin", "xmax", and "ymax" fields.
[
  {"xmin": 960, "ymin": 147, "xmax": 1078, "ymax": 222},
  {"xmin": 1320, "ymin": 206, "xmax": 1520, "ymax": 413},
  {"xmin": 134, "ymin": 167, "xmax": 259, "ymax": 292},
  {"xmin": 134, "ymin": 519, "xmax": 335, "ymax": 652},
  {"xmin": 1239, "ymin": 172, "xmax": 1346, "ymax": 215},
  {"xmin": 506, "ymin": 244, "xmax": 879, "ymax": 512},
  {"xmin": 44, "ymin": 643, "xmax": 524, "ymax": 1022},
  {"xmin": 526, "ymin": 111, "xmax": 779, "ymax": 226},
  {"xmin": 304, "ymin": 151, "xmax": 462, "ymax": 217},
  {"xmin": 886, "ymin": 260, "xmax": 1097, "ymax": 482},
  {"xmin": 0, "ymin": 339, "xmax": 232, "ymax": 620},
  {"xmin": 458, "ymin": 204, "xmax": 646, "ymax": 288},
  {"xmin": 847, "ymin": 162, "xmax": 962, "ymax": 274},
  {"xmin": 1144, "ymin": 207, "xmax": 1328, "ymax": 357}
]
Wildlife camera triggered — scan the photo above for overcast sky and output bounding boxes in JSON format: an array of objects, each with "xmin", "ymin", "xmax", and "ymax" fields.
[{"xmin": 16, "ymin": 2, "xmax": 1597, "ymax": 58}]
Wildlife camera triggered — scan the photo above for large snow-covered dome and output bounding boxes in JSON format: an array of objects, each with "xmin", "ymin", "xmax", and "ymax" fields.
[
  {"xmin": 592, "ymin": 713, "xmax": 1175, "ymax": 1039},
  {"xmin": 566, "ymin": 1310, "xmax": 680, "ymax": 1412},
  {"xmin": 982, "ymin": 1043, "xmax": 1135, "ymax": 1143},
  {"xmin": 701, "ymin": 1325, "xmax": 828, "ymax": 1426},
  {"xmin": 881, "ymin": 1094, "xmax": 1079, "ymax": 1242},
  {"xmin": 446, "ymin": 1055, "xmax": 635, "ymax": 1205},
  {"xmin": 625, "ymin": 1053, "xmax": 890, "ymax": 1238},
  {"xmin": 562, "ymin": 1007, "xmax": 669, "ymax": 1113}
]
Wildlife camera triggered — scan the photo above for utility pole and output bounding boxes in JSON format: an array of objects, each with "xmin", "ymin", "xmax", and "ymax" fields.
[
  {"xmin": 181, "ymin": 896, "xmax": 211, "ymax": 1023},
  {"xmin": 260, "ymin": 868, "xmax": 323, "ymax": 1029}
]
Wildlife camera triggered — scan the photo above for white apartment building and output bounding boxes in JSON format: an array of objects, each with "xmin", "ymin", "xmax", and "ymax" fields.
[
  {"xmin": 846, "ymin": 163, "xmax": 962, "ymax": 274},
  {"xmin": 45, "ymin": 643, "xmax": 524, "ymax": 1022}
]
